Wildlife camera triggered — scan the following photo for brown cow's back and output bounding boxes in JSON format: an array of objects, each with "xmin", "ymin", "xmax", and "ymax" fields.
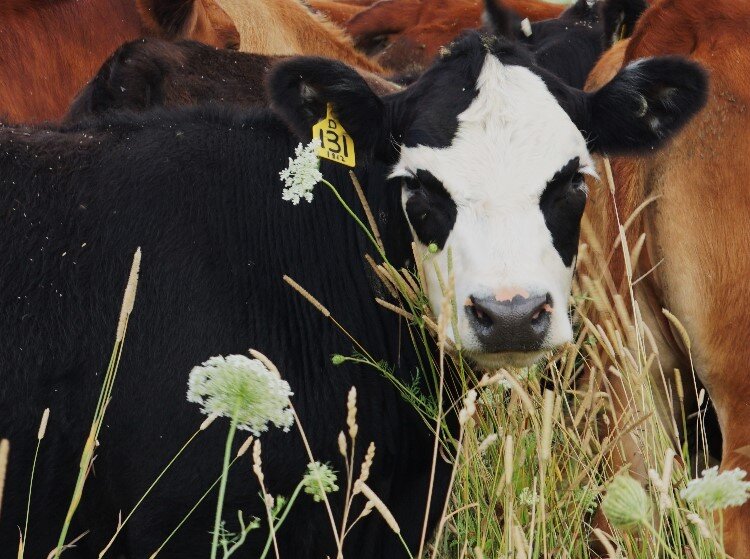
[
  {"xmin": 0, "ymin": 1, "xmax": 141, "ymax": 122},
  {"xmin": 586, "ymin": 1, "xmax": 750, "ymax": 555},
  {"xmin": 345, "ymin": 0, "xmax": 566, "ymax": 73},
  {"xmin": 216, "ymin": 0, "xmax": 384, "ymax": 73},
  {"xmin": 0, "ymin": 0, "xmax": 239, "ymax": 123}
]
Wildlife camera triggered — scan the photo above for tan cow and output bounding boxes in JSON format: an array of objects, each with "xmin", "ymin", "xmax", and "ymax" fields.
[
  {"xmin": 216, "ymin": 0, "xmax": 384, "ymax": 73},
  {"xmin": 585, "ymin": 0, "xmax": 750, "ymax": 555}
]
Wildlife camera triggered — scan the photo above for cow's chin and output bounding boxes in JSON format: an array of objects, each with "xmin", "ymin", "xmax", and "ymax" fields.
[{"xmin": 468, "ymin": 350, "xmax": 547, "ymax": 370}]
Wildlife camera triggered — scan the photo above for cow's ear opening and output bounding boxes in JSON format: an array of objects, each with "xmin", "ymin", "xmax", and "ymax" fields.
[
  {"xmin": 267, "ymin": 57, "xmax": 387, "ymax": 158},
  {"xmin": 583, "ymin": 56, "xmax": 708, "ymax": 154}
]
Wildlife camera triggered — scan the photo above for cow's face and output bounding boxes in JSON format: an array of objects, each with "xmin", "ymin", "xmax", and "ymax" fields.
[
  {"xmin": 390, "ymin": 55, "xmax": 592, "ymax": 366},
  {"xmin": 269, "ymin": 33, "xmax": 708, "ymax": 367}
]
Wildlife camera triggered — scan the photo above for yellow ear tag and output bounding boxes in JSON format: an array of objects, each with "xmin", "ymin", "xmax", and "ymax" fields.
[{"xmin": 312, "ymin": 104, "xmax": 356, "ymax": 168}]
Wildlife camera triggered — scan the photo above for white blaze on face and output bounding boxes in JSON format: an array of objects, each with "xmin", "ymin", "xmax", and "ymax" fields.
[{"xmin": 391, "ymin": 54, "xmax": 594, "ymax": 366}]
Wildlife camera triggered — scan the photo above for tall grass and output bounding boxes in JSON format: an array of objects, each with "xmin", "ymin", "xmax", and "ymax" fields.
[{"xmin": 288, "ymin": 168, "xmax": 728, "ymax": 558}]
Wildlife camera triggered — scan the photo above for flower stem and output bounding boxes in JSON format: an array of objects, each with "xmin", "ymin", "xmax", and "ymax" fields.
[
  {"xmin": 396, "ymin": 533, "xmax": 415, "ymax": 559},
  {"xmin": 643, "ymin": 521, "xmax": 681, "ymax": 559},
  {"xmin": 21, "ymin": 437, "xmax": 43, "ymax": 556},
  {"xmin": 149, "ymin": 457, "xmax": 240, "ymax": 558},
  {"xmin": 259, "ymin": 482, "xmax": 304, "ymax": 559},
  {"xmin": 321, "ymin": 180, "xmax": 384, "ymax": 260},
  {"xmin": 211, "ymin": 416, "xmax": 240, "ymax": 559},
  {"xmin": 99, "ymin": 427, "xmax": 202, "ymax": 557}
]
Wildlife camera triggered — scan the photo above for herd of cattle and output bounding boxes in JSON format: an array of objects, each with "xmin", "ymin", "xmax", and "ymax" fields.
[{"xmin": 0, "ymin": 0, "xmax": 747, "ymax": 557}]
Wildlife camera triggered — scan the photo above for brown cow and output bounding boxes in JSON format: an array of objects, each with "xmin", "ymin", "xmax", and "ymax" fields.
[
  {"xmin": 345, "ymin": 0, "xmax": 565, "ymax": 73},
  {"xmin": 0, "ymin": 0, "xmax": 239, "ymax": 123},
  {"xmin": 585, "ymin": 0, "xmax": 750, "ymax": 554},
  {"xmin": 216, "ymin": 0, "xmax": 384, "ymax": 73}
]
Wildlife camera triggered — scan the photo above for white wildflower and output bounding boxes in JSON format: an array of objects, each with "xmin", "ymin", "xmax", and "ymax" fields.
[
  {"xmin": 303, "ymin": 462, "xmax": 339, "ymax": 502},
  {"xmin": 601, "ymin": 474, "xmax": 650, "ymax": 530},
  {"xmin": 187, "ymin": 354, "xmax": 294, "ymax": 436},
  {"xmin": 680, "ymin": 466, "xmax": 750, "ymax": 511},
  {"xmin": 279, "ymin": 139, "xmax": 322, "ymax": 205}
]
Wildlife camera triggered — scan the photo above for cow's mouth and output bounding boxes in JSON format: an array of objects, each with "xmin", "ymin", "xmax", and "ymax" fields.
[{"xmin": 468, "ymin": 349, "xmax": 549, "ymax": 370}]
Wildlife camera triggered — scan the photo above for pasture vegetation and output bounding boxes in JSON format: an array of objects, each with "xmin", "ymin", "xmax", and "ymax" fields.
[{"xmin": 1, "ymin": 147, "xmax": 748, "ymax": 559}]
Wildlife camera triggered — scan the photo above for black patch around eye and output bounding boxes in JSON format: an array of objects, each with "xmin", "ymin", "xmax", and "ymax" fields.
[
  {"xmin": 403, "ymin": 170, "xmax": 457, "ymax": 250},
  {"xmin": 540, "ymin": 157, "xmax": 587, "ymax": 267}
]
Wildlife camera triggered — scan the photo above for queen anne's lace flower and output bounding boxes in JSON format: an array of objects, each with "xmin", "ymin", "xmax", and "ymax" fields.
[
  {"xmin": 187, "ymin": 354, "xmax": 294, "ymax": 436},
  {"xmin": 302, "ymin": 462, "xmax": 339, "ymax": 502},
  {"xmin": 279, "ymin": 140, "xmax": 322, "ymax": 205},
  {"xmin": 680, "ymin": 466, "xmax": 750, "ymax": 511},
  {"xmin": 601, "ymin": 474, "xmax": 650, "ymax": 529}
]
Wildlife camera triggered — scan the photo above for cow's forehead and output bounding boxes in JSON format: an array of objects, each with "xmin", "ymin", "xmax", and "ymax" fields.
[{"xmin": 392, "ymin": 52, "xmax": 593, "ymax": 194}]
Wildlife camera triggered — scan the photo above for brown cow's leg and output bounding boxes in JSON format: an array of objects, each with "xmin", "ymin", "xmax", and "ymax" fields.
[{"xmin": 708, "ymin": 383, "xmax": 750, "ymax": 558}]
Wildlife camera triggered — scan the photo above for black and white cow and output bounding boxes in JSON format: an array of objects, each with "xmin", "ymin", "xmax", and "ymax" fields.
[{"xmin": 0, "ymin": 32, "xmax": 706, "ymax": 558}]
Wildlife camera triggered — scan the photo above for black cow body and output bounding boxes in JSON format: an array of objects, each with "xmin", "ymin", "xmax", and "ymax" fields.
[{"xmin": 0, "ymin": 107, "xmax": 441, "ymax": 558}]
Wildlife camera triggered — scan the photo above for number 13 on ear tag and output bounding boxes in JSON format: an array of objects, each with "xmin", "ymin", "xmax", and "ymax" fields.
[{"xmin": 312, "ymin": 104, "xmax": 356, "ymax": 168}]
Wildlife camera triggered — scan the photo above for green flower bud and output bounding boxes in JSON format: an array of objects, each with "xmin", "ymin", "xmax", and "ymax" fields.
[{"xmin": 601, "ymin": 474, "xmax": 650, "ymax": 530}]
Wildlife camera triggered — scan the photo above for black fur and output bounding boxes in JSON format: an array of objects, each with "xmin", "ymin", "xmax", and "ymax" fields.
[
  {"xmin": 601, "ymin": 0, "xmax": 649, "ymax": 47},
  {"xmin": 67, "ymin": 40, "xmax": 272, "ymax": 122},
  {"xmin": 582, "ymin": 56, "xmax": 709, "ymax": 153},
  {"xmin": 483, "ymin": 0, "xmax": 517, "ymax": 38},
  {"xmin": 0, "ymin": 104, "xmax": 446, "ymax": 558},
  {"xmin": 403, "ymin": 170, "xmax": 458, "ymax": 249},
  {"xmin": 483, "ymin": 0, "xmax": 604, "ymax": 88},
  {"xmin": 267, "ymin": 57, "xmax": 387, "ymax": 157},
  {"xmin": 147, "ymin": 0, "xmax": 198, "ymax": 38},
  {"xmin": 539, "ymin": 157, "xmax": 587, "ymax": 267}
]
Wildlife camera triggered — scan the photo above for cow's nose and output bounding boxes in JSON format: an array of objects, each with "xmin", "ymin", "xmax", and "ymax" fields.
[{"xmin": 466, "ymin": 293, "xmax": 552, "ymax": 353}]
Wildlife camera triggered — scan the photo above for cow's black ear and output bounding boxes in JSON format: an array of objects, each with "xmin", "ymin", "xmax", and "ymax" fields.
[
  {"xmin": 483, "ymin": 0, "xmax": 520, "ymax": 39},
  {"xmin": 66, "ymin": 40, "xmax": 170, "ymax": 122},
  {"xmin": 583, "ymin": 56, "xmax": 708, "ymax": 154},
  {"xmin": 267, "ymin": 57, "xmax": 386, "ymax": 157},
  {"xmin": 600, "ymin": 0, "xmax": 649, "ymax": 47}
]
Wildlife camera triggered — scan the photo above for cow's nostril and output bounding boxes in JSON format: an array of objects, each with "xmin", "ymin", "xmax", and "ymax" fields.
[
  {"xmin": 530, "ymin": 294, "xmax": 554, "ymax": 323},
  {"xmin": 468, "ymin": 296, "xmax": 493, "ymax": 327}
]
